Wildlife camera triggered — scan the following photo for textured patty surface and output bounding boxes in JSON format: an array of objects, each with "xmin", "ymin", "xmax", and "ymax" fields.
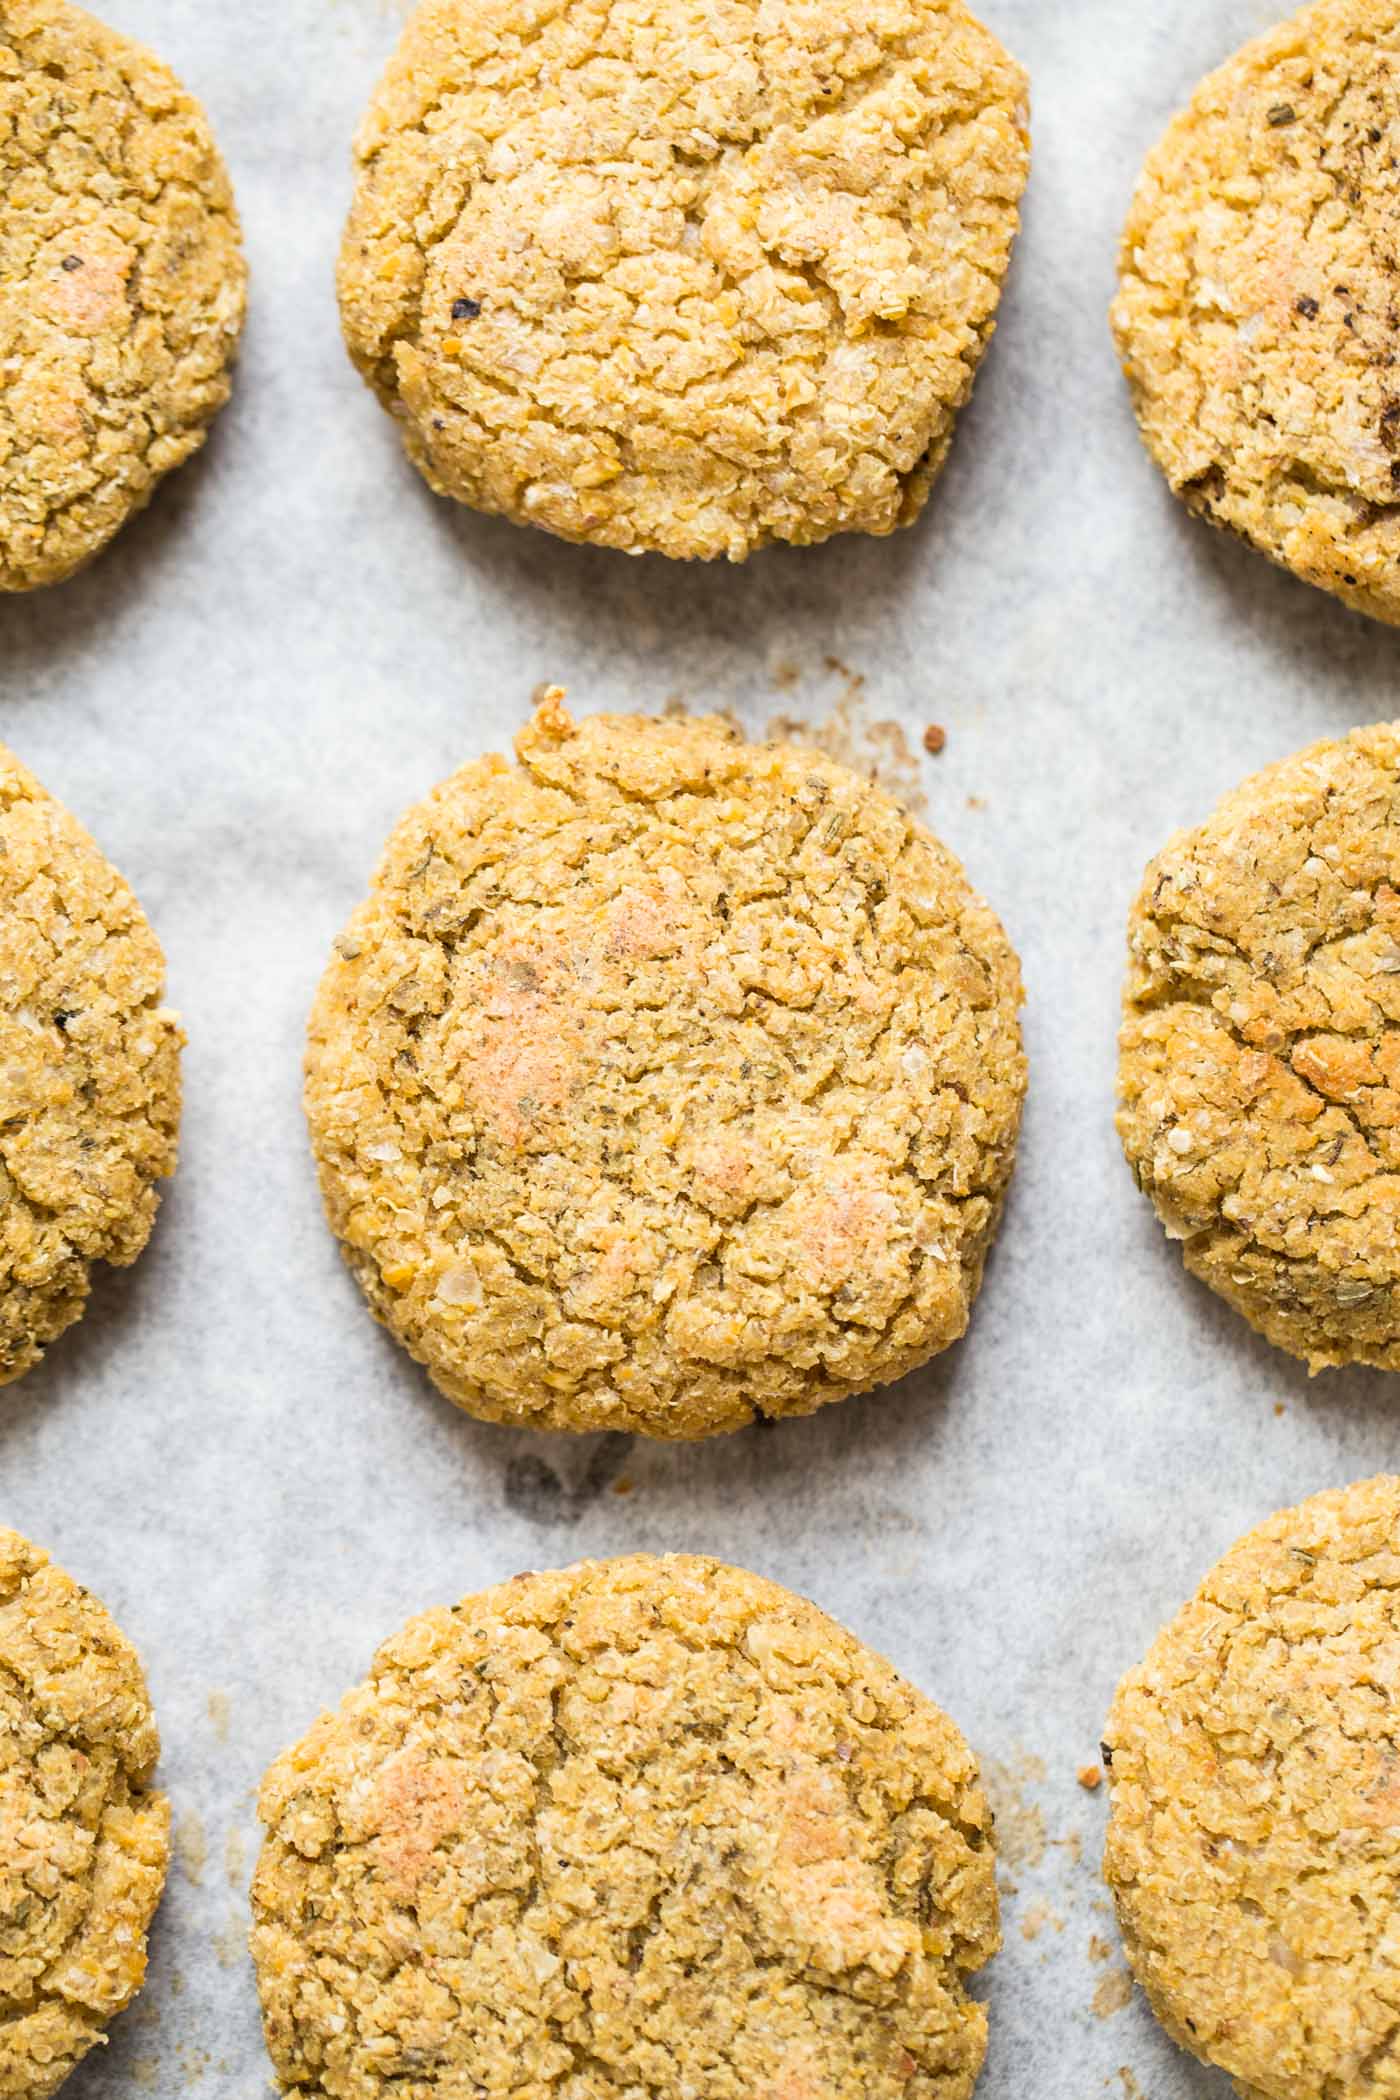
[
  {"xmin": 0, "ymin": 0, "xmax": 246, "ymax": 591},
  {"xmin": 1104, "ymin": 1476, "xmax": 1400, "ymax": 2100},
  {"xmin": 338, "ymin": 0, "xmax": 1028, "ymax": 561},
  {"xmin": 252, "ymin": 1554, "xmax": 999, "ymax": 2100},
  {"xmin": 0, "ymin": 743, "xmax": 182, "ymax": 1385},
  {"xmin": 1118, "ymin": 721, "xmax": 1400, "ymax": 1372},
  {"xmin": 0, "ymin": 1528, "xmax": 169, "ymax": 2100},
  {"xmin": 1113, "ymin": 0, "xmax": 1400, "ymax": 625},
  {"xmin": 305, "ymin": 696, "xmax": 1025, "ymax": 1437}
]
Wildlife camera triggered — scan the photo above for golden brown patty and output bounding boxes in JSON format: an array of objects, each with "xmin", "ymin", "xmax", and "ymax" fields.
[
  {"xmin": 251, "ymin": 1554, "xmax": 999, "ymax": 2100},
  {"xmin": 337, "ymin": 0, "xmax": 1029, "ymax": 561},
  {"xmin": 0, "ymin": 1528, "xmax": 170, "ymax": 2100},
  {"xmin": 305, "ymin": 695, "xmax": 1026, "ymax": 1437},
  {"xmin": 1113, "ymin": 0, "xmax": 1400, "ymax": 626},
  {"xmin": 1118, "ymin": 721, "xmax": 1400, "ymax": 1372},
  {"xmin": 0, "ymin": 0, "xmax": 246, "ymax": 591},
  {"xmin": 0, "ymin": 744, "xmax": 182, "ymax": 1384},
  {"xmin": 1104, "ymin": 1476, "xmax": 1400, "ymax": 2100}
]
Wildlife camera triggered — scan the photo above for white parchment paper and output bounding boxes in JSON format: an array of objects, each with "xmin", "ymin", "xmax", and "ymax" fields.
[{"xmin": 3, "ymin": 0, "xmax": 1397, "ymax": 2091}]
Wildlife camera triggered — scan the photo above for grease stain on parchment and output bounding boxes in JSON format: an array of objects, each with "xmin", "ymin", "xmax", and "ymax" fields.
[
  {"xmin": 175, "ymin": 1811, "xmax": 207, "ymax": 1887},
  {"xmin": 1019, "ymin": 1899, "xmax": 1063, "ymax": 1942},
  {"xmin": 214, "ymin": 1911, "xmax": 247, "ymax": 1969},
  {"xmin": 226, "ymin": 1826, "xmax": 247, "ymax": 1886},
  {"xmin": 1093, "ymin": 1967, "xmax": 1135, "ymax": 2019},
  {"xmin": 982, "ymin": 1752, "xmax": 1048, "ymax": 1875},
  {"xmin": 1054, "ymin": 1828, "xmax": 1083, "ymax": 1868}
]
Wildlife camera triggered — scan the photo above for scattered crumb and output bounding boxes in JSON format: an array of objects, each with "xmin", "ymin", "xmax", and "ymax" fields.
[
  {"xmin": 768, "ymin": 682, "xmax": 926, "ymax": 816},
  {"xmin": 612, "ymin": 1476, "xmax": 635, "ymax": 1497},
  {"xmin": 1117, "ymin": 2070, "xmax": 1145, "ymax": 2100},
  {"xmin": 175, "ymin": 1812, "xmax": 206, "ymax": 1887},
  {"xmin": 225, "ymin": 1827, "xmax": 246, "ymax": 1887},
  {"xmin": 981, "ymin": 1754, "xmax": 1047, "ymax": 1873},
  {"xmin": 923, "ymin": 723, "xmax": 947, "ymax": 755},
  {"xmin": 1078, "ymin": 1763, "xmax": 1103, "ymax": 1791},
  {"xmin": 1093, "ymin": 1968, "xmax": 1135, "ymax": 2019},
  {"xmin": 1089, "ymin": 1934, "xmax": 1113, "ymax": 1965},
  {"xmin": 966, "ymin": 793, "xmax": 986, "ymax": 811},
  {"xmin": 206, "ymin": 1690, "xmax": 230, "ymax": 1742},
  {"xmin": 1274, "ymin": 1402, "xmax": 1286, "ymax": 1417},
  {"xmin": 1019, "ymin": 1900, "xmax": 1064, "ymax": 1942},
  {"xmin": 823, "ymin": 652, "xmax": 865, "ymax": 692},
  {"xmin": 770, "ymin": 658, "xmax": 801, "ymax": 691},
  {"xmin": 654, "ymin": 693, "xmax": 744, "ymax": 734}
]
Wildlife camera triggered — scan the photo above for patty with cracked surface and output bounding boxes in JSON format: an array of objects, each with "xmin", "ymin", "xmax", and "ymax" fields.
[
  {"xmin": 1114, "ymin": 0, "xmax": 1400, "ymax": 626},
  {"xmin": 1119, "ymin": 721, "xmax": 1400, "ymax": 1372},
  {"xmin": 252, "ymin": 1554, "xmax": 999, "ymax": 2100},
  {"xmin": 0, "ymin": 0, "xmax": 246, "ymax": 591},
  {"xmin": 0, "ymin": 743, "xmax": 182, "ymax": 1384},
  {"xmin": 0, "ymin": 1528, "xmax": 169, "ymax": 2100},
  {"xmin": 337, "ymin": 0, "xmax": 1029, "ymax": 561},
  {"xmin": 305, "ymin": 695, "xmax": 1026, "ymax": 1438},
  {"xmin": 1104, "ymin": 1475, "xmax": 1400, "ymax": 2100}
]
